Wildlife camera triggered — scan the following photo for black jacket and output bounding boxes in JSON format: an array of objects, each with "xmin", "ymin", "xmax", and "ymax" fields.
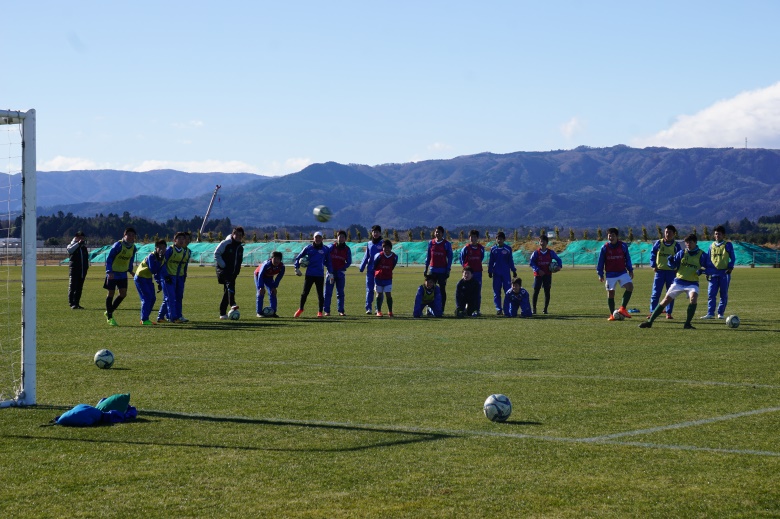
[
  {"xmin": 214, "ymin": 237, "xmax": 243, "ymax": 283},
  {"xmin": 67, "ymin": 239, "xmax": 90, "ymax": 278}
]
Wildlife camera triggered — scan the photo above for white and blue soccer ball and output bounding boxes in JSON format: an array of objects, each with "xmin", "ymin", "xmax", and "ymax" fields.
[
  {"xmin": 94, "ymin": 349, "xmax": 114, "ymax": 369},
  {"xmin": 228, "ymin": 308, "xmax": 241, "ymax": 320},
  {"xmin": 298, "ymin": 256, "xmax": 310, "ymax": 268},
  {"xmin": 726, "ymin": 315, "xmax": 740, "ymax": 328},
  {"xmin": 262, "ymin": 306, "xmax": 274, "ymax": 317},
  {"xmin": 550, "ymin": 259, "xmax": 561, "ymax": 273},
  {"xmin": 483, "ymin": 394, "xmax": 512, "ymax": 422},
  {"xmin": 612, "ymin": 309, "xmax": 625, "ymax": 321},
  {"xmin": 313, "ymin": 205, "xmax": 332, "ymax": 223}
]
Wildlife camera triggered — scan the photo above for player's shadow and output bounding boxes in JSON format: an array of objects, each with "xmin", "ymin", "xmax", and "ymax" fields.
[
  {"xmin": 501, "ymin": 420, "xmax": 543, "ymax": 426},
  {"xmin": 28, "ymin": 409, "xmax": 454, "ymax": 453}
]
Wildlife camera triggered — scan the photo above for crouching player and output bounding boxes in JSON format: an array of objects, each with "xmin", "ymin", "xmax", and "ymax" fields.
[
  {"xmin": 640, "ymin": 234, "xmax": 713, "ymax": 330},
  {"xmin": 413, "ymin": 274, "xmax": 443, "ymax": 318},
  {"xmin": 455, "ymin": 266, "xmax": 480, "ymax": 317},
  {"xmin": 134, "ymin": 239, "xmax": 167, "ymax": 325},
  {"xmin": 255, "ymin": 251, "xmax": 284, "ymax": 317},
  {"xmin": 503, "ymin": 277, "xmax": 532, "ymax": 318}
]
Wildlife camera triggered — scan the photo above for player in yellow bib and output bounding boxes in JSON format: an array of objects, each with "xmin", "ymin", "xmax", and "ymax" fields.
[
  {"xmin": 103, "ymin": 227, "xmax": 138, "ymax": 326},
  {"xmin": 700, "ymin": 225, "xmax": 735, "ymax": 320},
  {"xmin": 649, "ymin": 225, "xmax": 681, "ymax": 319},
  {"xmin": 640, "ymin": 234, "xmax": 714, "ymax": 330}
]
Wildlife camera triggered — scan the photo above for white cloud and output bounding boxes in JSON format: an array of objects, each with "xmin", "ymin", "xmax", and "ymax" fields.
[
  {"xmin": 560, "ymin": 116, "xmax": 584, "ymax": 139},
  {"xmin": 633, "ymin": 81, "xmax": 780, "ymax": 148},
  {"xmin": 131, "ymin": 159, "xmax": 261, "ymax": 174},
  {"xmin": 39, "ymin": 156, "xmax": 111, "ymax": 171},
  {"xmin": 171, "ymin": 120, "xmax": 205, "ymax": 129},
  {"xmin": 427, "ymin": 142, "xmax": 453, "ymax": 152},
  {"xmin": 263, "ymin": 158, "xmax": 313, "ymax": 176}
]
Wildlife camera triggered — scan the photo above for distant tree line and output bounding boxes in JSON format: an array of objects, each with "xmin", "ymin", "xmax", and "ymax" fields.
[{"xmin": 15, "ymin": 212, "xmax": 780, "ymax": 248}]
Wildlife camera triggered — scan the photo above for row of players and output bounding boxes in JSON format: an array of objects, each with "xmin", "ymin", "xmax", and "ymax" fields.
[{"xmin": 66, "ymin": 223, "xmax": 734, "ymax": 327}]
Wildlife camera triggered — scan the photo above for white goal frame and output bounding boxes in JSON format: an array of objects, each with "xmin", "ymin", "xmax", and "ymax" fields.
[{"xmin": 0, "ymin": 109, "xmax": 36, "ymax": 407}]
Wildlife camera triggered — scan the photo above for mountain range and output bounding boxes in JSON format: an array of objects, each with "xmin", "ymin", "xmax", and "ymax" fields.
[{"xmin": 28, "ymin": 145, "xmax": 780, "ymax": 228}]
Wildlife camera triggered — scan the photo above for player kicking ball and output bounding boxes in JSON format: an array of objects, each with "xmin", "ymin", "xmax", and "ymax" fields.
[{"xmin": 640, "ymin": 233, "xmax": 714, "ymax": 330}]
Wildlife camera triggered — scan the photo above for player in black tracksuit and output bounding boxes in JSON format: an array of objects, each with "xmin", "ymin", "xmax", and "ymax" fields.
[
  {"xmin": 214, "ymin": 227, "xmax": 245, "ymax": 318},
  {"xmin": 67, "ymin": 231, "xmax": 90, "ymax": 309}
]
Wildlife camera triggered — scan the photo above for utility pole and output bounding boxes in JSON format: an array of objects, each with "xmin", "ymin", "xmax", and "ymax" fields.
[{"xmin": 198, "ymin": 185, "xmax": 221, "ymax": 242}]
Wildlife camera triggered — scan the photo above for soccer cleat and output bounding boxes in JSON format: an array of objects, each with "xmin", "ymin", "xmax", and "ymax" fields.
[
  {"xmin": 323, "ymin": 312, "xmax": 330, "ymax": 317},
  {"xmin": 293, "ymin": 308, "xmax": 304, "ymax": 318},
  {"xmin": 158, "ymin": 317, "xmax": 167, "ymax": 323},
  {"xmin": 141, "ymin": 320, "xmax": 154, "ymax": 326},
  {"xmin": 317, "ymin": 312, "xmax": 323, "ymax": 318},
  {"xmin": 666, "ymin": 314, "xmax": 673, "ymax": 320},
  {"xmin": 683, "ymin": 323, "xmax": 696, "ymax": 329},
  {"xmin": 376, "ymin": 311, "xmax": 383, "ymax": 317},
  {"xmin": 618, "ymin": 307, "xmax": 632, "ymax": 319},
  {"xmin": 270, "ymin": 313, "xmax": 279, "ymax": 318},
  {"xmin": 700, "ymin": 314, "xmax": 715, "ymax": 319},
  {"xmin": 543, "ymin": 309, "xmax": 548, "ymax": 315},
  {"xmin": 257, "ymin": 313, "xmax": 263, "ymax": 318},
  {"xmin": 178, "ymin": 317, "xmax": 189, "ymax": 323},
  {"xmin": 638, "ymin": 321, "xmax": 652, "ymax": 328},
  {"xmin": 219, "ymin": 315, "xmax": 229, "ymax": 320},
  {"xmin": 338, "ymin": 312, "xmax": 346, "ymax": 316},
  {"xmin": 608, "ymin": 315, "xmax": 616, "ymax": 321},
  {"xmin": 107, "ymin": 318, "xmax": 118, "ymax": 327},
  {"xmin": 717, "ymin": 314, "xmax": 724, "ymax": 319},
  {"xmin": 496, "ymin": 309, "xmax": 503, "ymax": 316},
  {"xmin": 231, "ymin": 305, "xmax": 240, "ymax": 311},
  {"xmin": 365, "ymin": 309, "xmax": 372, "ymax": 315},
  {"xmin": 387, "ymin": 312, "xmax": 394, "ymax": 317}
]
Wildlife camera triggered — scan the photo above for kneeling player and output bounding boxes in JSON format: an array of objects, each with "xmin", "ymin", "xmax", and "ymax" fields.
[
  {"xmin": 503, "ymin": 277, "xmax": 532, "ymax": 318},
  {"xmin": 255, "ymin": 251, "xmax": 285, "ymax": 317},
  {"xmin": 455, "ymin": 266, "xmax": 480, "ymax": 317},
  {"xmin": 413, "ymin": 275, "xmax": 442, "ymax": 317}
]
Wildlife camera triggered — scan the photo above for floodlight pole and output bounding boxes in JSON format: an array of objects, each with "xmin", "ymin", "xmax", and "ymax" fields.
[{"xmin": 198, "ymin": 185, "xmax": 221, "ymax": 242}]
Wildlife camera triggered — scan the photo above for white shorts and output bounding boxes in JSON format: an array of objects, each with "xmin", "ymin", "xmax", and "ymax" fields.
[
  {"xmin": 666, "ymin": 282, "xmax": 698, "ymax": 299},
  {"xmin": 375, "ymin": 283, "xmax": 392, "ymax": 293},
  {"xmin": 604, "ymin": 273, "xmax": 633, "ymax": 291}
]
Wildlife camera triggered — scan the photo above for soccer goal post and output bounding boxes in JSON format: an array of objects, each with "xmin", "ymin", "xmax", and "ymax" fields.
[{"xmin": 0, "ymin": 109, "xmax": 36, "ymax": 407}]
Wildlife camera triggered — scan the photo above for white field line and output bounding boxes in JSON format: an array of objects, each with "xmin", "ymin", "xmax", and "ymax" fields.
[
  {"xmin": 141, "ymin": 409, "xmax": 780, "ymax": 458},
  {"xmin": 257, "ymin": 360, "xmax": 780, "ymax": 390},
  {"xmin": 580, "ymin": 406, "xmax": 780, "ymax": 441}
]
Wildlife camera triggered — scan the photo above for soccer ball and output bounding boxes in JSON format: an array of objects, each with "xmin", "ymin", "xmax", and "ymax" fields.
[
  {"xmin": 726, "ymin": 315, "xmax": 740, "ymax": 328},
  {"xmin": 483, "ymin": 394, "xmax": 512, "ymax": 422},
  {"xmin": 228, "ymin": 308, "xmax": 241, "ymax": 320},
  {"xmin": 550, "ymin": 260, "xmax": 560, "ymax": 273},
  {"xmin": 313, "ymin": 205, "xmax": 332, "ymax": 223},
  {"xmin": 94, "ymin": 349, "xmax": 114, "ymax": 369},
  {"xmin": 612, "ymin": 309, "xmax": 625, "ymax": 321},
  {"xmin": 298, "ymin": 256, "xmax": 310, "ymax": 268},
  {"xmin": 262, "ymin": 306, "xmax": 274, "ymax": 317}
]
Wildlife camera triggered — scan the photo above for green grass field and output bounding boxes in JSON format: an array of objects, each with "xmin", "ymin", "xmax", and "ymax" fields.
[{"xmin": 2, "ymin": 265, "xmax": 779, "ymax": 518}]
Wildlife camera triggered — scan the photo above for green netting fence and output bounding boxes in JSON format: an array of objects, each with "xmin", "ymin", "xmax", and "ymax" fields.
[{"xmin": 78, "ymin": 240, "xmax": 778, "ymax": 268}]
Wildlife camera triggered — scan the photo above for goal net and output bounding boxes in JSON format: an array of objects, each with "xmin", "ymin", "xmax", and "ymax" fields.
[{"xmin": 0, "ymin": 109, "xmax": 36, "ymax": 407}]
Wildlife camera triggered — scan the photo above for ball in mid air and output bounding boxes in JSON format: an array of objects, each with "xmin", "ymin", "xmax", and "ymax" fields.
[{"xmin": 313, "ymin": 205, "xmax": 332, "ymax": 223}]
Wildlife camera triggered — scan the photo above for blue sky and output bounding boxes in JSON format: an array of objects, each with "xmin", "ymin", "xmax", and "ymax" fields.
[{"xmin": 5, "ymin": 1, "xmax": 780, "ymax": 175}]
